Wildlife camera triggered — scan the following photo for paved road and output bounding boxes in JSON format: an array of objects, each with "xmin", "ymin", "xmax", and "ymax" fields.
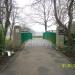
[
  {"xmin": 25, "ymin": 38, "xmax": 52, "ymax": 48},
  {"xmin": 0, "ymin": 38, "xmax": 75, "ymax": 75}
]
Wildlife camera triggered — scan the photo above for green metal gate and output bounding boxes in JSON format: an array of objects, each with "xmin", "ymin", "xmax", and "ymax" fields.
[
  {"xmin": 21, "ymin": 32, "xmax": 32, "ymax": 43},
  {"xmin": 43, "ymin": 32, "xmax": 56, "ymax": 44}
]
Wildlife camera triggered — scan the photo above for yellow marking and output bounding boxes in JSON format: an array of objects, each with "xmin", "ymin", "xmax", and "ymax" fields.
[{"xmin": 61, "ymin": 64, "xmax": 75, "ymax": 68}]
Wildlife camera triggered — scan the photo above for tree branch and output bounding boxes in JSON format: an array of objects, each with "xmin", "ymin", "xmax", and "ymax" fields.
[{"xmin": 53, "ymin": 0, "xmax": 68, "ymax": 31}]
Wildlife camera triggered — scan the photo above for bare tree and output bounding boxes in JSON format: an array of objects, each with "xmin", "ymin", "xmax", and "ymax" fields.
[
  {"xmin": 9, "ymin": 1, "xmax": 19, "ymax": 40},
  {"xmin": 31, "ymin": 0, "xmax": 54, "ymax": 31},
  {"xmin": 0, "ymin": 0, "xmax": 2, "ymax": 24},
  {"xmin": 53, "ymin": 0, "xmax": 74, "ymax": 48},
  {"xmin": 4, "ymin": 0, "xmax": 13, "ymax": 37},
  {"xmin": 0, "ymin": 0, "xmax": 5, "ymax": 25},
  {"xmin": 0, "ymin": 0, "xmax": 17, "ymax": 42}
]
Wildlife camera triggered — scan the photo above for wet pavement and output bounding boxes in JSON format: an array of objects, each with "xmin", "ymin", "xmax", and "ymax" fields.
[{"xmin": 0, "ymin": 38, "xmax": 75, "ymax": 75}]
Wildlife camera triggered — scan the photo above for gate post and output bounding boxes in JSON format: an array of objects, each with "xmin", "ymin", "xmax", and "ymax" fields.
[
  {"xmin": 56, "ymin": 26, "xmax": 64, "ymax": 49},
  {"xmin": 13, "ymin": 26, "xmax": 21, "ymax": 48}
]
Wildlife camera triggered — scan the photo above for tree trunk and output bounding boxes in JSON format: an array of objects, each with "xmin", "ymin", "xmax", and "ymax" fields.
[
  {"xmin": 45, "ymin": 20, "xmax": 47, "ymax": 32},
  {"xmin": 67, "ymin": 31, "xmax": 73, "ymax": 49},
  {"xmin": 10, "ymin": 28, "xmax": 12, "ymax": 40},
  {"xmin": 4, "ymin": 19, "xmax": 10, "ymax": 37},
  {"xmin": 45, "ymin": 24, "xmax": 47, "ymax": 32}
]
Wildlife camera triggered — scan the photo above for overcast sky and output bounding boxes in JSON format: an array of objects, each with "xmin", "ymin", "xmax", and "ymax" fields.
[{"xmin": 16, "ymin": 0, "xmax": 56, "ymax": 32}]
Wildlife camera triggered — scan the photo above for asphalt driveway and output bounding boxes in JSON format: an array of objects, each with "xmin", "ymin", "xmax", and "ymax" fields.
[{"xmin": 0, "ymin": 38, "xmax": 75, "ymax": 75}]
